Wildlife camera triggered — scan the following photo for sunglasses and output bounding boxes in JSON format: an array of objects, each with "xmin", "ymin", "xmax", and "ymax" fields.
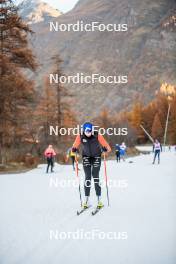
[{"xmin": 85, "ymin": 129, "xmax": 92, "ymax": 133}]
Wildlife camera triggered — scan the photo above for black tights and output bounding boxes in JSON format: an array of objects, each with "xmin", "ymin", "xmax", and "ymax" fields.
[
  {"xmin": 83, "ymin": 156, "xmax": 101, "ymax": 197},
  {"xmin": 46, "ymin": 157, "xmax": 54, "ymax": 173}
]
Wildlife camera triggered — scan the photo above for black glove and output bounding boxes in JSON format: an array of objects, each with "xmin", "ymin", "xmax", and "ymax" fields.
[
  {"xmin": 102, "ymin": 146, "xmax": 108, "ymax": 152},
  {"xmin": 72, "ymin": 147, "xmax": 78, "ymax": 153}
]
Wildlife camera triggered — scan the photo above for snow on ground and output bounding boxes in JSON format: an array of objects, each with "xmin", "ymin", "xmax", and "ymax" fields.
[
  {"xmin": 135, "ymin": 145, "xmax": 175, "ymax": 152},
  {"xmin": 135, "ymin": 145, "xmax": 153, "ymax": 152},
  {"xmin": 0, "ymin": 152, "xmax": 176, "ymax": 264}
]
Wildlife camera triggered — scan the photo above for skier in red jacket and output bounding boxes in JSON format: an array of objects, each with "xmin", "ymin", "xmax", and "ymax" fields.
[{"xmin": 44, "ymin": 145, "xmax": 56, "ymax": 173}]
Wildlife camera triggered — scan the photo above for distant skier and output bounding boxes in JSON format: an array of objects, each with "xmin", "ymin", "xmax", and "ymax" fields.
[
  {"xmin": 44, "ymin": 145, "xmax": 56, "ymax": 173},
  {"xmin": 120, "ymin": 142, "xmax": 127, "ymax": 161},
  {"xmin": 152, "ymin": 139, "xmax": 162, "ymax": 164},
  {"xmin": 66, "ymin": 147, "xmax": 80, "ymax": 171},
  {"xmin": 72, "ymin": 122, "xmax": 111, "ymax": 209},
  {"xmin": 115, "ymin": 144, "xmax": 121, "ymax": 162}
]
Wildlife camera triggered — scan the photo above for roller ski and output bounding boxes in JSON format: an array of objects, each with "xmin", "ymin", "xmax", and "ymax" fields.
[
  {"xmin": 92, "ymin": 201, "xmax": 104, "ymax": 216},
  {"xmin": 77, "ymin": 203, "xmax": 91, "ymax": 216}
]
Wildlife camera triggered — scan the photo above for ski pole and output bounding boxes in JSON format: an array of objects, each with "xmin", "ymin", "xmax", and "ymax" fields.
[
  {"xmin": 103, "ymin": 152, "xmax": 110, "ymax": 206},
  {"xmin": 75, "ymin": 154, "xmax": 83, "ymax": 207}
]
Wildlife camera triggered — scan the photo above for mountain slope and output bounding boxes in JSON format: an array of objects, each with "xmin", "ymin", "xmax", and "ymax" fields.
[
  {"xmin": 20, "ymin": 0, "xmax": 176, "ymax": 120},
  {"xmin": 19, "ymin": 0, "xmax": 62, "ymax": 24}
]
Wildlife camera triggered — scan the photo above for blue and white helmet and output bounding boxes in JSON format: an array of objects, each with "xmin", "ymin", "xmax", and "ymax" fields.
[{"xmin": 83, "ymin": 122, "xmax": 93, "ymax": 133}]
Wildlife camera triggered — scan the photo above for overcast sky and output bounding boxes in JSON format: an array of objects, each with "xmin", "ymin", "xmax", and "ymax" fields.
[{"xmin": 15, "ymin": 0, "xmax": 79, "ymax": 13}]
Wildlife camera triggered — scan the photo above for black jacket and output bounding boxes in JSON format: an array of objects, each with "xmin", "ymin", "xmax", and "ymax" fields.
[{"xmin": 81, "ymin": 132, "xmax": 102, "ymax": 157}]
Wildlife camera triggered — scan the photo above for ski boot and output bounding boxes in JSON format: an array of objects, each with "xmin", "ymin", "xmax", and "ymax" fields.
[
  {"xmin": 97, "ymin": 201, "xmax": 104, "ymax": 209},
  {"xmin": 82, "ymin": 202, "xmax": 89, "ymax": 209}
]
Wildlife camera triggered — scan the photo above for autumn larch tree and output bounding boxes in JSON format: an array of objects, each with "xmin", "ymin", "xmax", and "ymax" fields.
[
  {"xmin": 0, "ymin": 0, "xmax": 37, "ymax": 163},
  {"xmin": 50, "ymin": 54, "xmax": 76, "ymax": 144},
  {"xmin": 151, "ymin": 113, "xmax": 163, "ymax": 141},
  {"xmin": 129, "ymin": 101, "xmax": 144, "ymax": 143}
]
